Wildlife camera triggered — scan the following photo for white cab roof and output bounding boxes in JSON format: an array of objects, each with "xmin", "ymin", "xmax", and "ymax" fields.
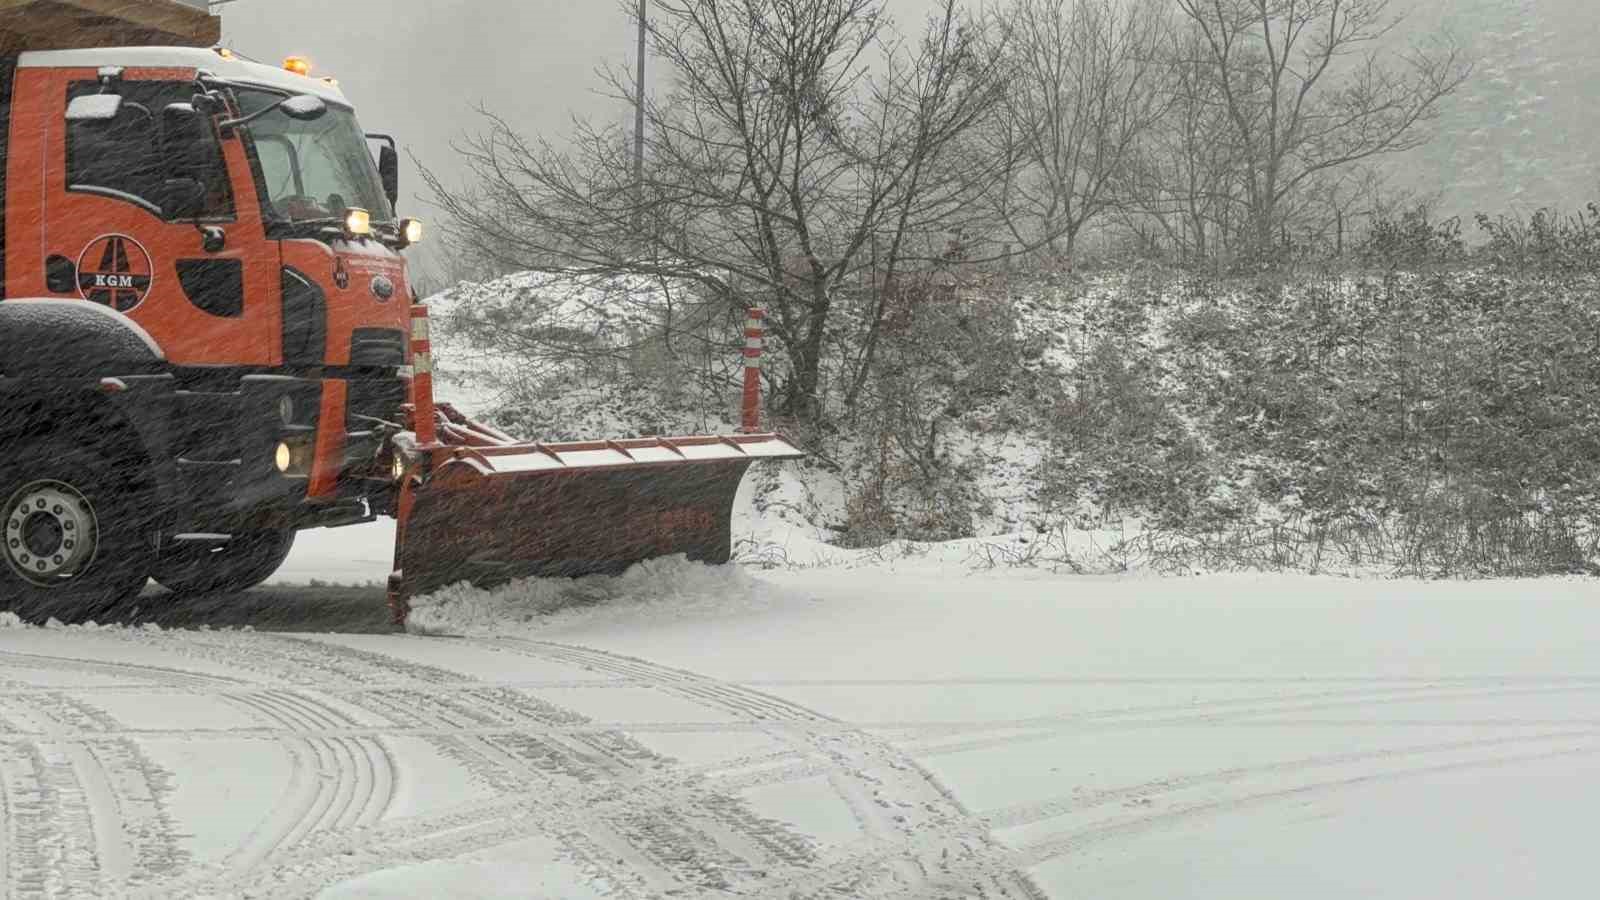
[{"xmin": 17, "ymin": 46, "xmax": 352, "ymax": 106}]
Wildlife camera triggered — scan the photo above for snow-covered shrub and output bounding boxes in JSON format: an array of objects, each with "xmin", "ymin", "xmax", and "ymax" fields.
[
  {"xmin": 834, "ymin": 277, "xmax": 1028, "ymax": 546},
  {"xmin": 1474, "ymin": 203, "xmax": 1600, "ymax": 273},
  {"xmin": 1357, "ymin": 205, "xmax": 1467, "ymax": 268},
  {"xmin": 431, "ymin": 272, "xmax": 745, "ymax": 440},
  {"xmin": 1040, "ymin": 336, "xmax": 1213, "ymax": 528},
  {"xmin": 1167, "ymin": 267, "xmax": 1600, "ymax": 574}
]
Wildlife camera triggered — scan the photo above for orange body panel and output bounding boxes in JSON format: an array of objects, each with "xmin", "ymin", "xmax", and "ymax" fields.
[
  {"xmin": 6, "ymin": 65, "xmax": 411, "ymax": 368},
  {"xmin": 309, "ymin": 379, "xmax": 348, "ymax": 498},
  {"xmin": 15, "ymin": 66, "xmax": 282, "ymax": 364},
  {"xmin": 279, "ymin": 237, "xmax": 410, "ymax": 368}
]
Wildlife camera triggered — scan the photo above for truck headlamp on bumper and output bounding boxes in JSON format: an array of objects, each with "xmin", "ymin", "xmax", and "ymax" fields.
[
  {"xmin": 274, "ymin": 439, "xmax": 315, "ymax": 476},
  {"xmin": 386, "ymin": 433, "xmax": 425, "ymax": 484}
]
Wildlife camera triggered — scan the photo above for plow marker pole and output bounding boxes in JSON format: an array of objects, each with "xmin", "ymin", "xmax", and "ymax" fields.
[
  {"xmin": 741, "ymin": 308, "xmax": 764, "ymax": 433},
  {"xmin": 389, "ymin": 303, "xmax": 437, "ymax": 627},
  {"xmin": 410, "ymin": 303, "xmax": 438, "ymax": 447}
]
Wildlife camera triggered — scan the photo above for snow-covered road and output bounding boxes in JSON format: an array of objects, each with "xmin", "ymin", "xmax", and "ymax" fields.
[{"xmin": 3, "ymin": 544, "xmax": 1598, "ymax": 898}]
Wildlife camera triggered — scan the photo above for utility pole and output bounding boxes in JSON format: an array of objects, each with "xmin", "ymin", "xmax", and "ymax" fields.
[{"xmin": 632, "ymin": 0, "xmax": 647, "ymax": 235}]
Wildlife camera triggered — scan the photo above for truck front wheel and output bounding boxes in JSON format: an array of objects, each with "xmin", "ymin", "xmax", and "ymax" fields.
[
  {"xmin": 1, "ymin": 446, "xmax": 154, "ymax": 623},
  {"xmin": 152, "ymin": 529, "xmax": 297, "ymax": 596}
]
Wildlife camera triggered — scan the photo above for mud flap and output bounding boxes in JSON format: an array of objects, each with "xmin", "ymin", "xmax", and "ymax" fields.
[{"xmin": 390, "ymin": 435, "xmax": 802, "ymax": 617}]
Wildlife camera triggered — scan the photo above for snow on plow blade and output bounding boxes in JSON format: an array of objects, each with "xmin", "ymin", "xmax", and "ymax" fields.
[{"xmin": 390, "ymin": 434, "xmax": 802, "ymax": 618}]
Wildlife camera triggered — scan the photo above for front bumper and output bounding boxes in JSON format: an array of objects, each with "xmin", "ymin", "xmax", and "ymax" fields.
[{"xmin": 172, "ymin": 373, "xmax": 406, "ymax": 532}]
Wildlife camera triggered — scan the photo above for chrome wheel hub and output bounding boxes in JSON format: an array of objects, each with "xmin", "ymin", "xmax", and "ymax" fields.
[{"xmin": 4, "ymin": 481, "xmax": 99, "ymax": 587}]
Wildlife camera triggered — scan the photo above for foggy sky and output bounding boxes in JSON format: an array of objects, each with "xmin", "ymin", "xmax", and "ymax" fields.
[
  {"xmin": 217, "ymin": 0, "xmax": 1595, "ymax": 281},
  {"xmin": 215, "ymin": 0, "xmax": 938, "ymax": 281}
]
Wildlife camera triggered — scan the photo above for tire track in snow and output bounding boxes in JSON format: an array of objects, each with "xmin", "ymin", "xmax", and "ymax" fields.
[
  {"xmin": 798, "ymin": 738, "xmax": 1600, "ymax": 900},
  {"xmin": 28, "ymin": 631, "xmax": 1580, "ymax": 898},
  {"xmin": 981, "ymin": 727, "xmax": 1600, "ymax": 831},
  {"xmin": 482, "ymin": 639, "xmax": 1026, "ymax": 900},
  {"xmin": 0, "ymin": 691, "xmax": 191, "ymax": 894},
  {"xmin": 11, "ymin": 636, "xmax": 417, "ymax": 852},
  {"xmin": 474, "ymin": 646, "xmax": 1600, "ymax": 899},
  {"xmin": 638, "ymin": 679, "xmax": 1600, "ymax": 794},
  {"xmin": 0, "ymin": 651, "xmax": 218, "ymax": 898},
  {"xmin": 9, "ymin": 656, "xmax": 1587, "ymax": 883},
  {"xmin": 131, "ymin": 633, "xmax": 976, "ymax": 898},
  {"xmin": 169, "ymin": 727, "xmax": 834, "ymax": 899},
  {"xmin": 120, "ymin": 633, "xmax": 814, "ymax": 898},
  {"xmin": 220, "ymin": 690, "xmax": 394, "ymax": 868},
  {"xmin": 1008, "ymin": 742, "xmax": 1600, "ymax": 869},
  {"xmin": 0, "ymin": 650, "xmax": 237, "ymax": 690},
  {"xmin": 744, "ymin": 675, "xmax": 1600, "ymax": 687},
  {"xmin": 320, "ymin": 658, "xmax": 817, "ymax": 893},
  {"xmin": 0, "ymin": 735, "xmax": 9, "ymax": 900},
  {"xmin": 0, "ymin": 645, "xmax": 397, "ymax": 882},
  {"xmin": 0, "ymin": 734, "xmax": 101, "ymax": 897},
  {"xmin": 899, "ymin": 681, "xmax": 1600, "ymax": 759}
]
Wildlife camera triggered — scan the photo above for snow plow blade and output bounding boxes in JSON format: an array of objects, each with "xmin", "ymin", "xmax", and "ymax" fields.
[{"xmin": 388, "ymin": 433, "xmax": 802, "ymax": 621}]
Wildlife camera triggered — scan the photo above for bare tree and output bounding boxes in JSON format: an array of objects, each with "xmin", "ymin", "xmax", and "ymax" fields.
[
  {"xmin": 424, "ymin": 0, "xmax": 1010, "ymax": 422},
  {"xmin": 1172, "ymin": 0, "xmax": 1472, "ymax": 258},
  {"xmin": 1120, "ymin": 23, "xmax": 1238, "ymax": 262},
  {"xmin": 984, "ymin": 0, "xmax": 1172, "ymax": 263}
]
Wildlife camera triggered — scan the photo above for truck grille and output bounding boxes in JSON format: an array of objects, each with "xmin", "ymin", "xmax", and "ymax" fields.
[{"xmin": 350, "ymin": 328, "xmax": 407, "ymax": 368}]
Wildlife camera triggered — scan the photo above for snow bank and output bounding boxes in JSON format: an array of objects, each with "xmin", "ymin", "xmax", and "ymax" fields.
[
  {"xmin": 0, "ymin": 610, "xmax": 169, "ymax": 633},
  {"xmin": 405, "ymin": 554, "xmax": 795, "ymax": 637}
]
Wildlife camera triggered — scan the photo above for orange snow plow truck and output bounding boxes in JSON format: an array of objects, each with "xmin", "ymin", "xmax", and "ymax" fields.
[{"xmin": 0, "ymin": 1, "xmax": 801, "ymax": 623}]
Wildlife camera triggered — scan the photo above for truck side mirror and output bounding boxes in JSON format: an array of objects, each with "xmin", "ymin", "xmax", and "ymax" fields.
[
  {"xmin": 66, "ymin": 93, "xmax": 123, "ymax": 123},
  {"xmin": 161, "ymin": 102, "xmax": 209, "ymax": 177},
  {"xmin": 378, "ymin": 144, "xmax": 399, "ymax": 211},
  {"xmin": 191, "ymin": 89, "xmax": 229, "ymax": 117}
]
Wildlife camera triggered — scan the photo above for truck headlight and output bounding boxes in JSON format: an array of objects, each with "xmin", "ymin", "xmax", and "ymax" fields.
[
  {"xmin": 344, "ymin": 207, "xmax": 372, "ymax": 237},
  {"xmin": 274, "ymin": 439, "xmax": 314, "ymax": 475},
  {"xmin": 277, "ymin": 395, "xmax": 296, "ymax": 426},
  {"xmin": 402, "ymin": 218, "xmax": 424, "ymax": 245}
]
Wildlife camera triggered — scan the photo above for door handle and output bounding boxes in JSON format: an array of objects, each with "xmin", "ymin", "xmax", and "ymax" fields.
[{"xmin": 199, "ymin": 226, "xmax": 227, "ymax": 254}]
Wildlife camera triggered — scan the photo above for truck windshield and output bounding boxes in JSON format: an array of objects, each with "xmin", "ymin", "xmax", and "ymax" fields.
[{"xmin": 235, "ymin": 88, "xmax": 393, "ymax": 227}]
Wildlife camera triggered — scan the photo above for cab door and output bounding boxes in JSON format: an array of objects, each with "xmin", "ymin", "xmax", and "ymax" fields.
[{"xmin": 34, "ymin": 67, "xmax": 282, "ymax": 367}]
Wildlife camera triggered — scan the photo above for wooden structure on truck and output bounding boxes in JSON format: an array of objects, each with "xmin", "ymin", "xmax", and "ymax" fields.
[{"xmin": 0, "ymin": 0, "xmax": 218, "ymax": 54}]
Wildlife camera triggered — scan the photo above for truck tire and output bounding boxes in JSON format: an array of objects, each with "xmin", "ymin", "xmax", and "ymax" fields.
[
  {"xmin": 0, "ymin": 445, "xmax": 154, "ymax": 624},
  {"xmin": 152, "ymin": 529, "xmax": 297, "ymax": 596}
]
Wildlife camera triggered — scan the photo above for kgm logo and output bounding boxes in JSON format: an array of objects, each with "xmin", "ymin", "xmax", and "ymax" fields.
[{"xmin": 77, "ymin": 234, "xmax": 153, "ymax": 312}]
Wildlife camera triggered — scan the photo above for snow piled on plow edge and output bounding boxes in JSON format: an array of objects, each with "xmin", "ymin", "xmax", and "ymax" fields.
[{"xmin": 403, "ymin": 553, "xmax": 797, "ymax": 637}]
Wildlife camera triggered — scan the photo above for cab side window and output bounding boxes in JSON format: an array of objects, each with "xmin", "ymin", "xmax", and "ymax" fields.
[{"xmin": 66, "ymin": 80, "xmax": 234, "ymax": 219}]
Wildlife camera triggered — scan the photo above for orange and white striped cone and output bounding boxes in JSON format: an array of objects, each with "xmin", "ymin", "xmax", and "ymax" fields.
[
  {"xmin": 409, "ymin": 303, "xmax": 438, "ymax": 447},
  {"xmin": 740, "ymin": 308, "xmax": 765, "ymax": 433}
]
